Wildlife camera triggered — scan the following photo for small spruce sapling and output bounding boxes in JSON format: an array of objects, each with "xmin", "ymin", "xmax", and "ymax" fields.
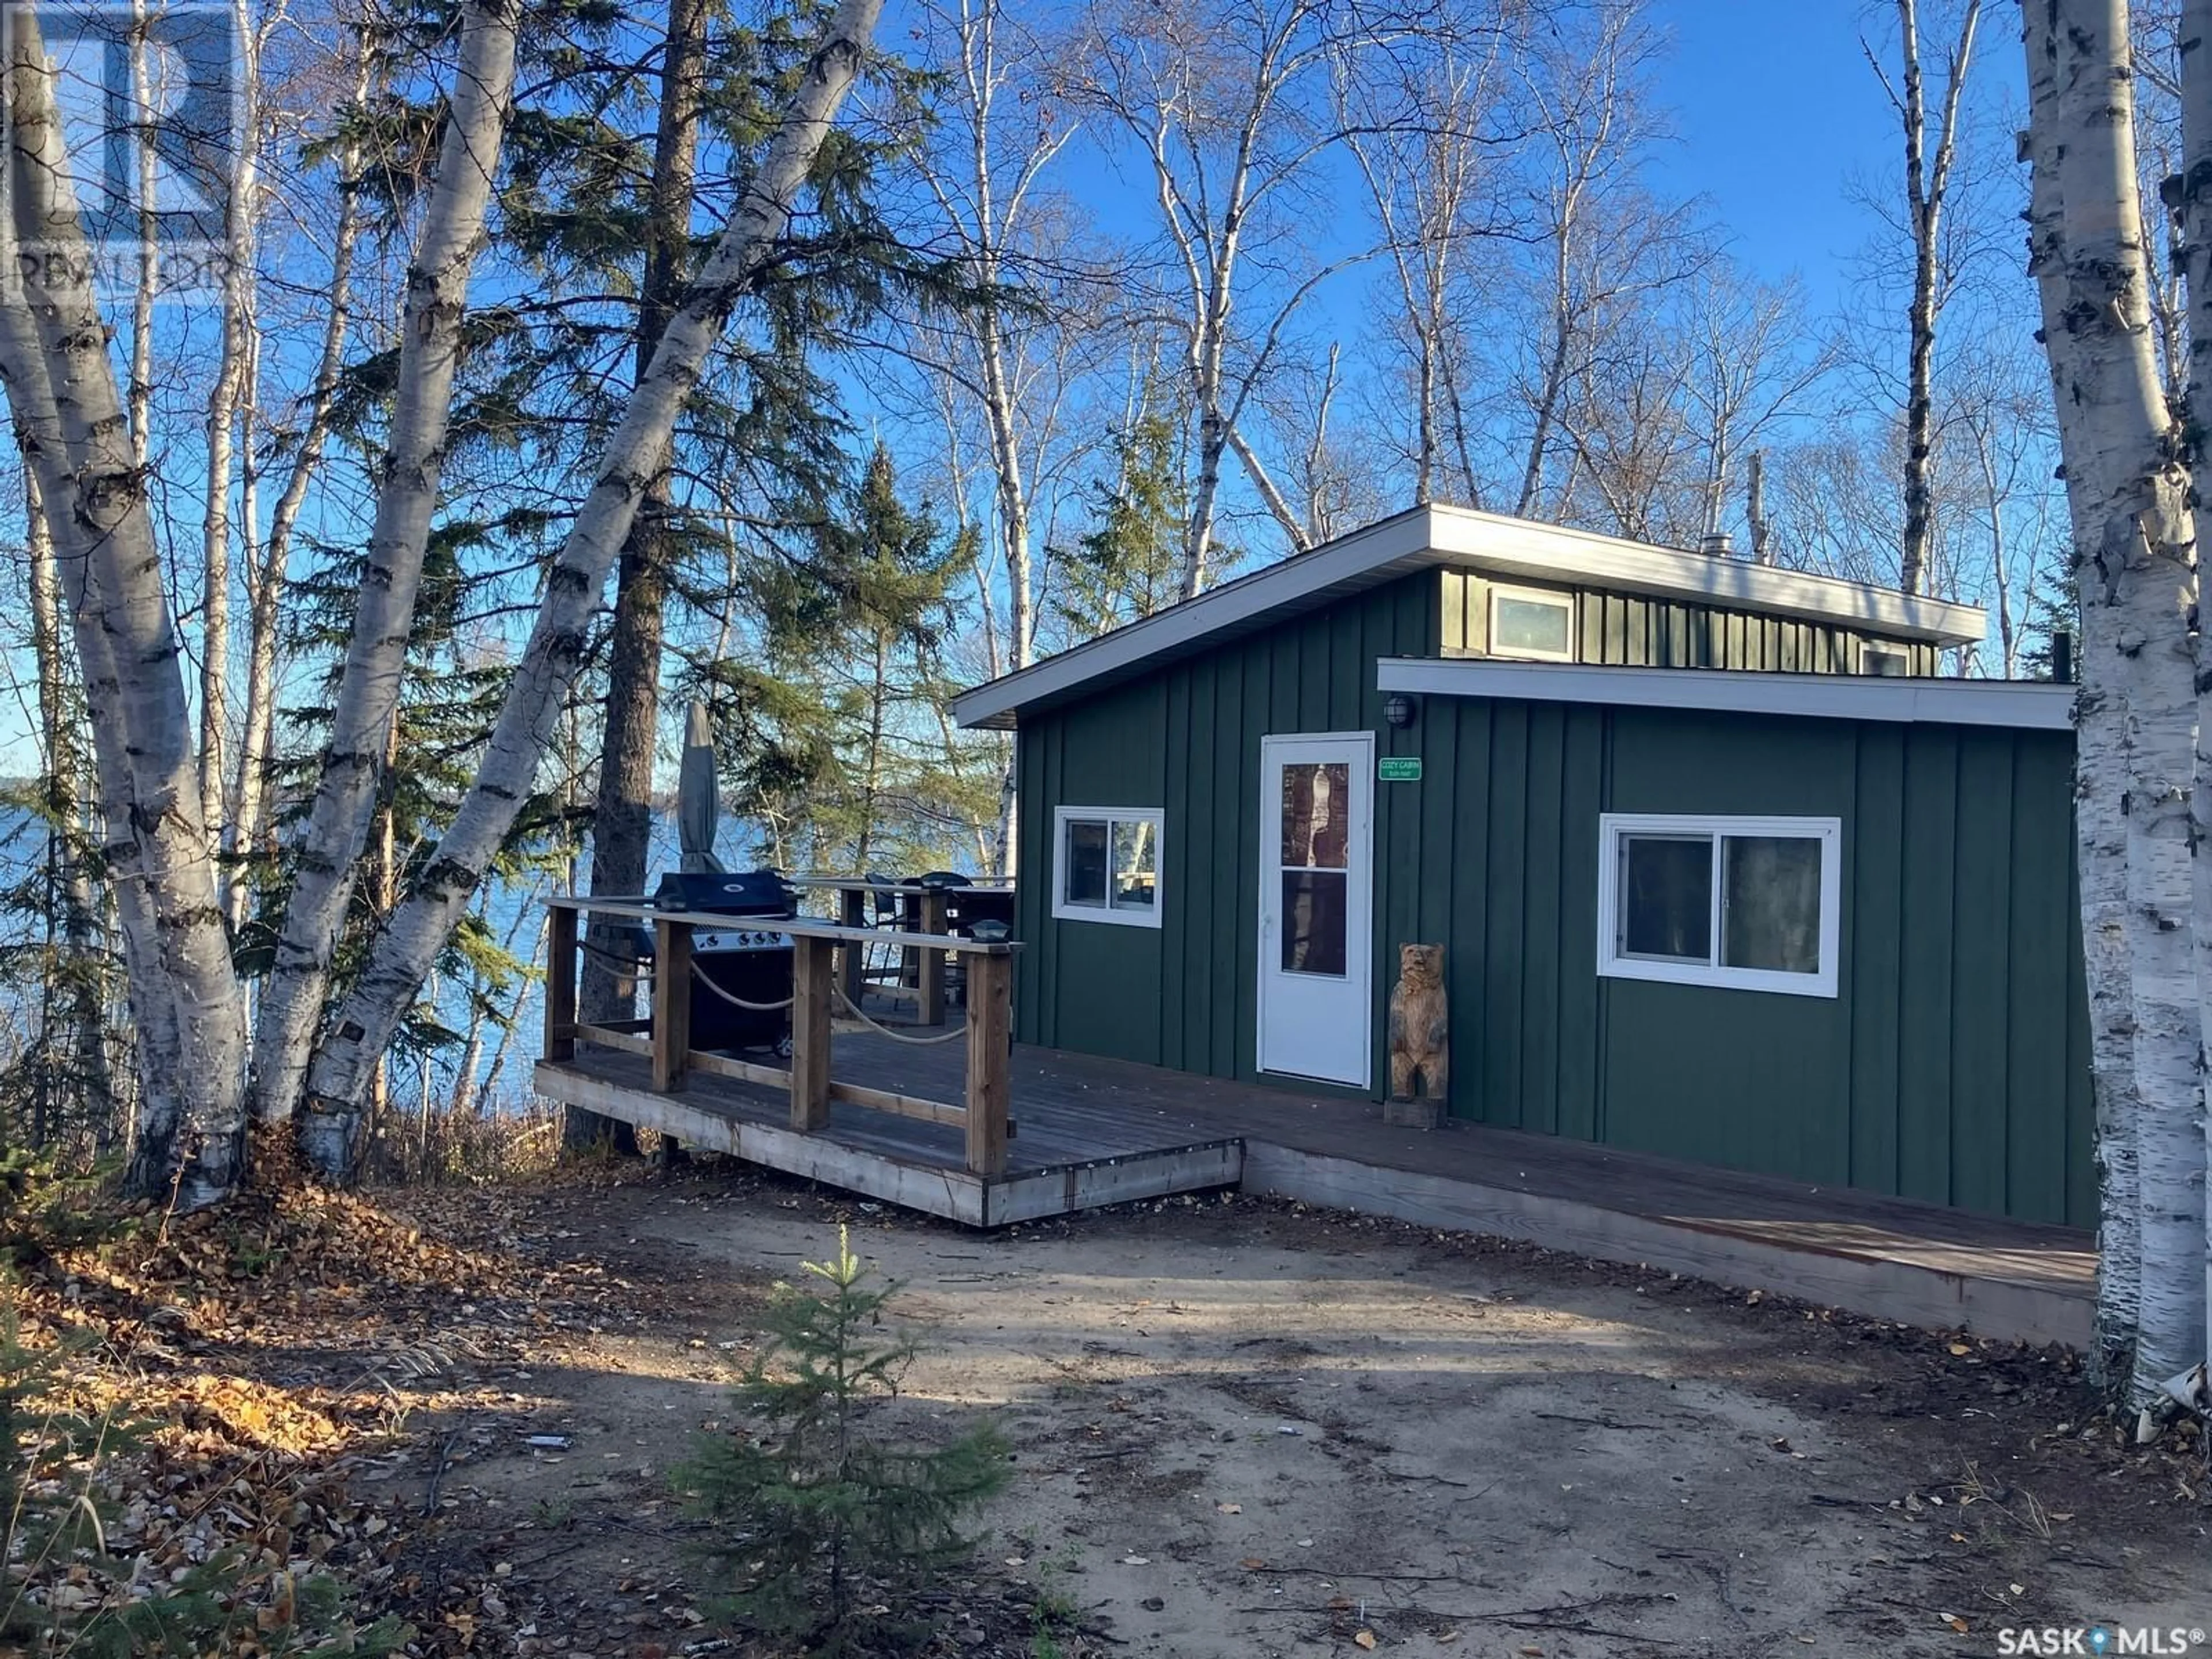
[{"xmin": 678, "ymin": 1226, "xmax": 1009, "ymax": 1652}]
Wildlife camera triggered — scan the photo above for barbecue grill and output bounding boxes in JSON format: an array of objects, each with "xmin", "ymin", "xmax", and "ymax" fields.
[{"xmin": 641, "ymin": 869, "xmax": 796, "ymax": 1054}]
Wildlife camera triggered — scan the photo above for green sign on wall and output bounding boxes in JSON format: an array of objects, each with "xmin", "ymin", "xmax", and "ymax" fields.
[{"xmin": 1378, "ymin": 755, "xmax": 1422, "ymax": 782}]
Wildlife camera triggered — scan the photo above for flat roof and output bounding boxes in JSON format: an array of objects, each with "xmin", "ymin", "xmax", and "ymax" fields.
[
  {"xmin": 949, "ymin": 504, "xmax": 1988, "ymax": 730},
  {"xmin": 1374, "ymin": 658, "xmax": 2073, "ymax": 732}
]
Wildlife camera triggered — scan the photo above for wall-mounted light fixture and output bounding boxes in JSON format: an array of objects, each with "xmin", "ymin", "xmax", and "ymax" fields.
[{"xmin": 1384, "ymin": 692, "xmax": 1418, "ymax": 729}]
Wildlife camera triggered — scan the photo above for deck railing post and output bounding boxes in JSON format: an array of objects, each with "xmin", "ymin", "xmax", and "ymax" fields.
[
  {"xmin": 837, "ymin": 888, "xmax": 866, "ymax": 1016},
  {"xmin": 791, "ymin": 934, "xmax": 833, "ymax": 1131},
  {"xmin": 917, "ymin": 889, "xmax": 948, "ymax": 1025},
  {"xmin": 963, "ymin": 949, "xmax": 1011, "ymax": 1177},
  {"xmin": 652, "ymin": 916, "xmax": 692, "ymax": 1092},
  {"xmin": 546, "ymin": 903, "xmax": 577, "ymax": 1062}
]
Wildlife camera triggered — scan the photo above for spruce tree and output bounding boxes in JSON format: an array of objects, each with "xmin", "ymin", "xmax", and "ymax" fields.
[
  {"xmin": 677, "ymin": 1227, "xmax": 1009, "ymax": 1652},
  {"xmin": 1052, "ymin": 395, "xmax": 1198, "ymax": 640},
  {"xmin": 706, "ymin": 444, "xmax": 995, "ymax": 873}
]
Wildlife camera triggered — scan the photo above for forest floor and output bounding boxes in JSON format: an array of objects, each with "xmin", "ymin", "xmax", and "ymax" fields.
[{"xmin": 18, "ymin": 1156, "xmax": 2212, "ymax": 1659}]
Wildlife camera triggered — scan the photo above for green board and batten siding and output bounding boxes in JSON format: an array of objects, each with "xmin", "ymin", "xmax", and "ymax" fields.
[
  {"xmin": 1011, "ymin": 570, "xmax": 2091, "ymax": 1229},
  {"xmin": 1013, "ymin": 572, "xmax": 1440, "ymax": 1080},
  {"xmin": 1438, "ymin": 570, "xmax": 1945, "ymax": 675}
]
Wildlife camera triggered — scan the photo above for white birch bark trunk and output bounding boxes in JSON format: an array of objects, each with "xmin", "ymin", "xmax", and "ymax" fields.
[
  {"xmin": 1226, "ymin": 424, "xmax": 1310, "ymax": 550},
  {"xmin": 916, "ymin": 0, "xmax": 1077, "ymax": 876},
  {"xmin": 196, "ymin": 0, "xmax": 260, "ymax": 840},
  {"xmin": 2027, "ymin": 0, "xmax": 2202, "ymax": 1402},
  {"xmin": 1184, "ymin": 319, "xmax": 1230, "ymax": 597},
  {"xmin": 126, "ymin": 0, "xmax": 154, "ymax": 467},
  {"xmin": 1518, "ymin": 296, "xmax": 1575, "ymax": 517},
  {"xmin": 2171, "ymin": 0, "xmax": 2212, "ymax": 1388},
  {"xmin": 0, "ymin": 9, "xmax": 248, "ymax": 1206},
  {"xmin": 249, "ymin": 0, "xmax": 521, "ymax": 1125},
  {"xmin": 1143, "ymin": 91, "xmax": 1255, "ymax": 598},
  {"xmin": 2024, "ymin": 0, "xmax": 2142, "ymax": 1383},
  {"xmin": 1893, "ymin": 0, "xmax": 1980, "ymax": 598},
  {"xmin": 975, "ymin": 300, "xmax": 1028, "ymax": 870},
  {"xmin": 233, "ymin": 59, "xmax": 369, "ymax": 874},
  {"xmin": 294, "ymin": 0, "xmax": 887, "ymax": 1174}
]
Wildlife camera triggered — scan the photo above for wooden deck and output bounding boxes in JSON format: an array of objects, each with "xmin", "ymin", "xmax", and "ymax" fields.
[
  {"xmin": 533, "ymin": 1031, "xmax": 1245, "ymax": 1228},
  {"xmin": 533, "ymin": 1024, "xmax": 2096, "ymax": 1349}
]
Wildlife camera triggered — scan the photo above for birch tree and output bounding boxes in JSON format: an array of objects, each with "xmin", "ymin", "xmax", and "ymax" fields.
[
  {"xmin": 2021, "ymin": 0, "xmax": 2200, "ymax": 1402},
  {"xmin": 1679, "ymin": 275, "xmax": 1838, "ymax": 542},
  {"xmin": 2129, "ymin": 0, "xmax": 2187, "ymax": 403},
  {"xmin": 231, "ymin": 39, "xmax": 374, "ymax": 893},
  {"xmin": 908, "ymin": 0, "xmax": 1093, "ymax": 872},
  {"xmin": 0, "ymin": 0, "xmax": 888, "ymax": 1199},
  {"xmin": 195, "ymin": 0, "xmax": 267, "ymax": 842},
  {"xmin": 1339, "ymin": 3, "xmax": 1513, "ymax": 506},
  {"xmin": 1949, "ymin": 349, "xmax": 2061, "ymax": 677},
  {"xmin": 1510, "ymin": 0, "xmax": 1702, "ymax": 518},
  {"xmin": 1075, "ymin": 0, "xmax": 1396, "ymax": 593},
  {"xmin": 2171, "ymin": 0, "xmax": 2212, "ymax": 1399},
  {"xmin": 1866, "ymin": 0, "xmax": 1982, "ymax": 596},
  {"xmin": 914, "ymin": 0, "xmax": 1074, "ymax": 680},
  {"xmin": 0, "ymin": 5, "xmax": 248, "ymax": 1207},
  {"xmin": 247, "ymin": 0, "xmax": 523, "ymax": 1128},
  {"xmin": 292, "ymin": 0, "xmax": 887, "ymax": 1172}
]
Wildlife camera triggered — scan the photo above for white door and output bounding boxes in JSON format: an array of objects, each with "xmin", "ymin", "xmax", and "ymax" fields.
[{"xmin": 1257, "ymin": 732, "xmax": 1375, "ymax": 1086}]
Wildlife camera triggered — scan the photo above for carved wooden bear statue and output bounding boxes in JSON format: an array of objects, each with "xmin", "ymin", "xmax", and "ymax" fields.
[{"xmin": 1387, "ymin": 943, "xmax": 1448, "ymax": 1102}]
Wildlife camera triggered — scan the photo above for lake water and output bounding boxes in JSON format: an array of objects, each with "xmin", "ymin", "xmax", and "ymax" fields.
[
  {"xmin": 0, "ymin": 803, "xmax": 982, "ymax": 1115},
  {"xmin": 0, "ymin": 805, "xmax": 725, "ymax": 1114}
]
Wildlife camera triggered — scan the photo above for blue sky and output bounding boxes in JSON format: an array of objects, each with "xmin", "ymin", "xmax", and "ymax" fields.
[
  {"xmin": 1646, "ymin": 0, "xmax": 2022, "ymax": 311},
  {"xmin": 0, "ymin": 4, "xmax": 2025, "ymax": 779}
]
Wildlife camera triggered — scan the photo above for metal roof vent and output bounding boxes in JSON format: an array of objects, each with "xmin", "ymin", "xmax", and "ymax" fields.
[{"xmin": 1700, "ymin": 531, "xmax": 1734, "ymax": 558}]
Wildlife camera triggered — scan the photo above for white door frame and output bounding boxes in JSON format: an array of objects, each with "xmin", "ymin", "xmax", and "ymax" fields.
[{"xmin": 1256, "ymin": 730, "xmax": 1376, "ymax": 1088}]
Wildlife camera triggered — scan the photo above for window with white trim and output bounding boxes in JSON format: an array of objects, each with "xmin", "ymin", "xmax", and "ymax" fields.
[
  {"xmin": 1860, "ymin": 645, "xmax": 1910, "ymax": 676},
  {"xmin": 1596, "ymin": 813, "xmax": 1841, "ymax": 998},
  {"xmin": 1488, "ymin": 584, "xmax": 1576, "ymax": 662},
  {"xmin": 1053, "ymin": 806, "xmax": 1163, "ymax": 927}
]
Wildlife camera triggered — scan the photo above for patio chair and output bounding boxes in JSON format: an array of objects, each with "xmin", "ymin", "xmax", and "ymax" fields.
[
  {"xmin": 915, "ymin": 871, "xmax": 971, "ymax": 1006},
  {"xmin": 859, "ymin": 871, "xmax": 910, "ymax": 1003}
]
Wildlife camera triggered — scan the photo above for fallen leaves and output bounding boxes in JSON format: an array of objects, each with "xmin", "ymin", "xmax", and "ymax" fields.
[{"xmin": 5, "ymin": 1157, "xmax": 714, "ymax": 1659}]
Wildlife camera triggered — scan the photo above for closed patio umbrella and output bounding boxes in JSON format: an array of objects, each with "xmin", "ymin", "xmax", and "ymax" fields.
[{"xmin": 676, "ymin": 700, "xmax": 727, "ymax": 874}]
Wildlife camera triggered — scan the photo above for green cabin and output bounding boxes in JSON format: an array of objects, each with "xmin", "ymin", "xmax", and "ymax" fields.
[{"xmin": 948, "ymin": 504, "xmax": 2090, "ymax": 1230}]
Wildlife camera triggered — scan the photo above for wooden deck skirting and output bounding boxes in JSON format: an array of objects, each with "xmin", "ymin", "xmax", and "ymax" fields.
[
  {"xmin": 532, "ymin": 1047, "xmax": 1245, "ymax": 1228},
  {"xmin": 544, "ymin": 897, "xmax": 1016, "ymax": 1176}
]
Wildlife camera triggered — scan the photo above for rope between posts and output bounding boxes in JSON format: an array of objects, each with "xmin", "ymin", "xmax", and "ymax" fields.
[
  {"xmin": 688, "ymin": 956, "xmax": 796, "ymax": 1013},
  {"xmin": 834, "ymin": 985, "xmax": 968, "ymax": 1044},
  {"xmin": 582, "ymin": 926, "xmax": 966, "ymax": 1033},
  {"xmin": 578, "ymin": 938, "xmax": 654, "ymax": 978}
]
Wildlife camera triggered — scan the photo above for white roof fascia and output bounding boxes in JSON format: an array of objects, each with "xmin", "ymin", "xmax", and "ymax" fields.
[
  {"xmin": 1423, "ymin": 505, "xmax": 1987, "ymax": 647},
  {"xmin": 948, "ymin": 504, "xmax": 1990, "ymax": 730},
  {"xmin": 948, "ymin": 507, "xmax": 1434, "ymax": 729},
  {"xmin": 1374, "ymin": 658, "xmax": 2073, "ymax": 732}
]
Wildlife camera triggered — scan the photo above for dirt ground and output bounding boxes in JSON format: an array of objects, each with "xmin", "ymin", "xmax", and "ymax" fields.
[{"xmin": 340, "ymin": 1166, "xmax": 2209, "ymax": 1659}]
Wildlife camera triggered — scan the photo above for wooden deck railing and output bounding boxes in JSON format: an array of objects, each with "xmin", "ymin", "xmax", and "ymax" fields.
[{"xmin": 541, "ymin": 897, "xmax": 1017, "ymax": 1176}]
